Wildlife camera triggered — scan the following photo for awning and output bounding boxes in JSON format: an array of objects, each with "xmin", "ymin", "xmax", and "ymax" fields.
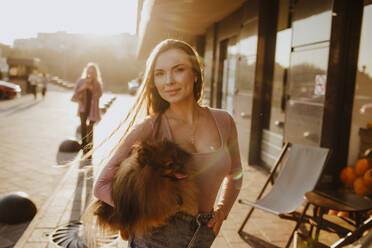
[{"xmin": 137, "ymin": 0, "xmax": 245, "ymax": 59}]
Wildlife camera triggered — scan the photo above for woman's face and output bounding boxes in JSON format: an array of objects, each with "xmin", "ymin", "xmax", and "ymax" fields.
[
  {"xmin": 87, "ymin": 66, "xmax": 97, "ymax": 80},
  {"xmin": 153, "ymin": 48, "xmax": 196, "ymax": 104}
]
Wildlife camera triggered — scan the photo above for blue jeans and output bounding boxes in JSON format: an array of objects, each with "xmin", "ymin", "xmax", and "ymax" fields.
[{"xmin": 129, "ymin": 211, "xmax": 216, "ymax": 248}]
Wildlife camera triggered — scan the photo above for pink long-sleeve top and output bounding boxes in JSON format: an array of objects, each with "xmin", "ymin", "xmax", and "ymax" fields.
[
  {"xmin": 94, "ymin": 107, "xmax": 243, "ymax": 217},
  {"xmin": 71, "ymin": 78, "xmax": 102, "ymax": 122}
]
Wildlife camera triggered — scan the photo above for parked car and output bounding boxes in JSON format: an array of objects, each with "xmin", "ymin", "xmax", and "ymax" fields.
[
  {"xmin": 0, "ymin": 80, "xmax": 21, "ymax": 99},
  {"xmin": 128, "ymin": 79, "xmax": 140, "ymax": 95}
]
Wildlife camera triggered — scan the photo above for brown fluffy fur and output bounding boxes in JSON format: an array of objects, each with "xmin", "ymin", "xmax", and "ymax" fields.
[{"xmin": 91, "ymin": 139, "xmax": 198, "ymax": 240}]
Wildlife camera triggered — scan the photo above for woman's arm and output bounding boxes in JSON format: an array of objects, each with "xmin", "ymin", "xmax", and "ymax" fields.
[
  {"xmin": 210, "ymin": 114, "xmax": 243, "ymax": 233},
  {"xmin": 218, "ymin": 114, "xmax": 243, "ymax": 216},
  {"xmin": 93, "ymin": 81, "xmax": 103, "ymax": 98},
  {"xmin": 93, "ymin": 118, "xmax": 153, "ymax": 206},
  {"xmin": 71, "ymin": 79, "xmax": 88, "ymax": 102}
]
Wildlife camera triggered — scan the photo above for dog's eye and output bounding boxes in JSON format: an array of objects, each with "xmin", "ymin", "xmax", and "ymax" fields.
[{"xmin": 165, "ymin": 161, "xmax": 174, "ymax": 168}]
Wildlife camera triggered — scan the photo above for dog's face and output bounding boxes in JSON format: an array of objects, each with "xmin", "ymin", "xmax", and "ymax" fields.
[{"xmin": 134, "ymin": 139, "xmax": 191, "ymax": 180}]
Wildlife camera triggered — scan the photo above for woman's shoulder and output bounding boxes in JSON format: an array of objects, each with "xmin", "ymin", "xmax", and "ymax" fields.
[
  {"xmin": 205, "ymin": 107, "xmax": 237, "ymax": 139},
  {"xmin": 76, "ymin": 78, "xmax": 86, "ymax": 85},
  {"xmin": 206, "ymin": 107, "xmax": 234, "ymax": 123},
  {"xmin": 123, "ymin": 115, "xmax": 158, "ymax": 143},
  {"xmin": 130, "ymin": 114, "xmax": 159, "ymax": 133}
]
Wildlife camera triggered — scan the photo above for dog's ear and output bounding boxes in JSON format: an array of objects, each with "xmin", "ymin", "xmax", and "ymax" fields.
[{"xmin": 136, "ymin": 143, "xmax": 153, "ymax": 167}]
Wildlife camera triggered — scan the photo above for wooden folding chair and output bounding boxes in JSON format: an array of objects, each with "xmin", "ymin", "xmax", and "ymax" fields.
[{"xmin": 238, "ymin": 143, "xmax": 330, "ymax": 248}]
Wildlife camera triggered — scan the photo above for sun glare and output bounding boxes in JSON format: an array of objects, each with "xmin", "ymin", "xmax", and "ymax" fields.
[{"xmin": 0, "ymin": 0, "xmax": 137, "ymax": 46}]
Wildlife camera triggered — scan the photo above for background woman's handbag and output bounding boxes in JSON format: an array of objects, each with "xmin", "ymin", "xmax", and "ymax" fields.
[{"xmin": 70, "ymin": 92, "xmax": 80, "ymax": 103}]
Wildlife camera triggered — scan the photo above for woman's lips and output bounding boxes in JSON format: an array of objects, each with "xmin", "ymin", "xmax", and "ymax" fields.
[{"xmin": 165, "ymin": 88, "xmax": 180, "ymax": 96}]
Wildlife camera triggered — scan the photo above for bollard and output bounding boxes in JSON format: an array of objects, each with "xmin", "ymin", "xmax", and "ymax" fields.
[
  {"xmin": 0, "ymin": 192, "xmax": 37, "ymax": 224},
  {"xmin": 59, "ymin": 138, "xmax": 81, "ymax": 153}
]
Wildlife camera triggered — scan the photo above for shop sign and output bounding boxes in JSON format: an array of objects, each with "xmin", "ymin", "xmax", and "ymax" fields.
[{"xmin": 314, "ymin": 74, "xmax": 327, "ymax": 96}]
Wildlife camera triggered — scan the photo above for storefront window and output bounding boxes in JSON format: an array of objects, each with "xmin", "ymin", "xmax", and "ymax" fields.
[
  {"xmin": 348, "ymin": 3, "xmax": 372, "ymax": 165},
  {"xmin": 284, "ymin": 0, "xmax": 332, "ymax": 146}
]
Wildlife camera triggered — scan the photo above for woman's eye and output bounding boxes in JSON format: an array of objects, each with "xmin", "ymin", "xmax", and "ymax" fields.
[
  {"xmin": 175, "ymin": 67, "xmax": 185, "ymax": 73},
  {"xmin": 154, "ymin": 71, "xmax": 162, "ymax": 76}
]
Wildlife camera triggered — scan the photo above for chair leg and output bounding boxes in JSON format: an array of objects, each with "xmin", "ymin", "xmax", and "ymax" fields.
[
  {"xmin": 285, "ymin": 202, "xmax": 310, "ymax": 248},
  {"xmin": 309, "ymin": 206, "xmax": 316, "ymax": 237},
  {"xmin": 314, "ymin": 207, "xmax": 325, "ymax": 241},
  {"xmin": 238, "ymin": 205, "xmax": 256, "ymax": 234}
]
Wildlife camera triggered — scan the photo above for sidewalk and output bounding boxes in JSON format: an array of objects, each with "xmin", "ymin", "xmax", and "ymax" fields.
[
  {"xmin": 11, "ymin": 93, "xmax": 346, "ymax": 248},
  {"xmin": 0, "ymin": 89, "xmax": 80, "ymax": 247}
]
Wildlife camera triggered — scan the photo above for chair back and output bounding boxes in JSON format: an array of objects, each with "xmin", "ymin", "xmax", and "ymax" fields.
[{"xmin": 255, "ymin": 144, "xmax": 330, "ymax": 214}]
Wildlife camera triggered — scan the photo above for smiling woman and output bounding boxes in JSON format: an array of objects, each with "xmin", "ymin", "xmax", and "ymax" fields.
[
  {"xmin": 91, "ymin": 39, "xmax": 243, "ymax": 248},
  {"xmin": 0, "ymin": 0, "xmax": 137, "ymax": 46}
]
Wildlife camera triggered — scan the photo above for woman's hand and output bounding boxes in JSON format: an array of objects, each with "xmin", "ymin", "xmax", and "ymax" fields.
[
  {"xmin": 83, "ymin": 79, "xmax": 93, "ymax": 90},
  {"xmin": 207, "ymin": 208, "xmax": 226, "ymax": 236}
]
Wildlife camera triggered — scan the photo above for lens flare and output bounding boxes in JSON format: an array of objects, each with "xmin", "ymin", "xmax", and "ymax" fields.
[{"xmin": 232, "ymin": 169, "xmax": 243, "ymax": 180}]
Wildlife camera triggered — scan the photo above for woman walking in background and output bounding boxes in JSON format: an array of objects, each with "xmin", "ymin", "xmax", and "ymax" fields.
[
  {"xmin": 93, "ymin": 39, "xmax": 243, "ymax": 247},
  {"xmin": 28, "ymin": 70, "xmax": 39, "ymax": 100},
  {"xmin": 41, "ymin": 72, "xmax": 48, "ymax": 98},
  {"xmin": 71, "ymin": 62, "xmax": 103, "ymax": 158}
]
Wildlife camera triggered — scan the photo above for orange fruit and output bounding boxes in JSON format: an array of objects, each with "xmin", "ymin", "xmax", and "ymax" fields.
[
  {"xmin": 355, "ymin": 159, "xmax": 372, "ymax": 176},
  {"xmin": 328, "ymin": 210, "xmax": 338, "ymax": 215},
  {"xmin": 340, "ymin": 166, "xmax": 357, "ymax": 186},
  {"xmin": 337, "ymin": 211, "xmax": 350, "ymax": 218},
  {"xmin": 353, "ymin": 177, "xmax": 372, "ymax": 196},
  {"xmin": 363, "ymin": 169, "xmax": 372, "ymax": 187}
]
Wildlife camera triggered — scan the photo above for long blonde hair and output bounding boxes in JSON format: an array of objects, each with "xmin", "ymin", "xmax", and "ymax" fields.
[{"xmin": 81, "ymin": 62, "xmax": 104, "ymax": 87}]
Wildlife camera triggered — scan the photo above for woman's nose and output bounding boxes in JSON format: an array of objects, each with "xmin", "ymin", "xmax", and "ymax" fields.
[{"xmin": 165, "ymin": 72, "xmax": 175, "ymax": 84}]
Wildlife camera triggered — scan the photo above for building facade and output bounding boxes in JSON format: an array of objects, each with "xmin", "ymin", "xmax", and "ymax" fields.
[{"xmin": 137, "ymin": 0, "xmax": 372, "ymax": 187}]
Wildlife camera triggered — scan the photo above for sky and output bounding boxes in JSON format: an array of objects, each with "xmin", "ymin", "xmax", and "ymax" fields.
[{"xmin": 0, "ymin": 0, "xmax": 138, "ymax": 46}]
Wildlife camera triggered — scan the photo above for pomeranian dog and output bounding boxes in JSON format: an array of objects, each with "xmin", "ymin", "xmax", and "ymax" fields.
[{"xmin": 89, "ymin": 139, "xmax": 198, "ymax": 240}]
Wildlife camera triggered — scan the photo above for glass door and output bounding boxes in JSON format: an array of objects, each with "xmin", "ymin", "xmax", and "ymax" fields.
[{"xmin": 261, "ymin": 29, "xmax": 292, "ymax": 168}]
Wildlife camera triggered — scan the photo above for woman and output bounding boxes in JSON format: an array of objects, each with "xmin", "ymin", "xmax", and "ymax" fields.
[
  {"xmin": 94, "ymin": 39, "xmax": 242, "ymax": 247},
  {"xmin": 41, "ymin": 72, "xmax": 48, "ymax": 98},
  {"xmin": 71, "ymin": 63, "xmax": 103, "ymax": 156}
]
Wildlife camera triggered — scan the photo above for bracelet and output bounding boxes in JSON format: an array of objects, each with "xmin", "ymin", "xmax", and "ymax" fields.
[{"xmin": 216, "ymin": 207, "xmax": 227, "ymax": 220}]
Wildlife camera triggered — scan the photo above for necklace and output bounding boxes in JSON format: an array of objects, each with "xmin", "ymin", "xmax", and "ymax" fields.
[
  {"xmin": 166, "ymin": 107, "xmax": 200, "ymax": 145},
  {"xmin": 191, "ymin": 107, "xmax": 199, "ymax": 145}
]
